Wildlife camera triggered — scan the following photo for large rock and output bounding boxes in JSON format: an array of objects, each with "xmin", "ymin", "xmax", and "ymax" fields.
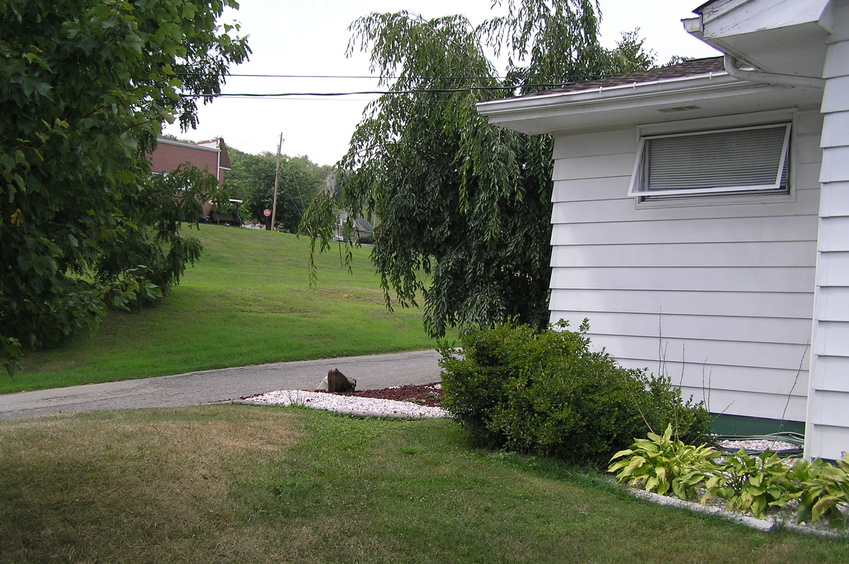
[{"xmin": 326, "ymin": 368, "xmax": 357, "ymax": 393}]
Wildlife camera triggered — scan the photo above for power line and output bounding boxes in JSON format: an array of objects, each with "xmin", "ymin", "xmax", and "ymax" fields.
[
  {"xmin": 185, "ymin": 83, "xmax": 573, "ymax": 98},
  {"xmin": 227, "ymin": 73, "xmax": 382, "ymax": 78},
  {"xmin": 224, "ymin": 73, "xmax": 392, "ymax": 79},
  {"xmin": 187, "ymin": 72, "xmax": 610, "ymax": 81},
  {"xmin": 195, "ymin": 73, "xmax": 513, "ymax": 80}
]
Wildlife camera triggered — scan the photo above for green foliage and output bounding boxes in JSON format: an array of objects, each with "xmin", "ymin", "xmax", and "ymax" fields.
[
  {"xmin": 1, "ymin": 336, "xmax": 21, "ymax": 376},
  {"xmin": 439, "ymin": 321, "xmax": 711, "ymax": 465},
  {"xmin": 0, "ymin": 0, "xmax": 249, "ymax": 371},
  {"xmin": 225, "ymin": 147, "xmax": 327, "ymax": 231},
  {"xmin": 299, "ymin": 175, "xmax": 353, "ymax": 283},
  {"xmin": 94, "ymin": 164, "xmax": 224, "ymax": 309},
  {"xmin": 302, "ymin": 1, "xmax": 655, "ymax": 338},
  {"xmin": 613, "ymin": 432, "xmax": 849, "ymax": 526},
  {"xmin": 603, "ymin": 30, "xmax": 657, "ymax": 74},
  {"xmin": 608, "ymin": 424, "xmax": 719, "ymax": 499},
  {"xmin": 793, "ymin": 454, "xmax": 849, "ymax": 527},
  {"xmin": 701, "ymin": 449, "xmax": 797, "ymax": 520}
]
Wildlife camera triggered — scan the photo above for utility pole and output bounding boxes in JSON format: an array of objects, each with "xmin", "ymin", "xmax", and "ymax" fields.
[{"xmin": 270, "ymin": 133, "xmax": 283, "ymax": 231}]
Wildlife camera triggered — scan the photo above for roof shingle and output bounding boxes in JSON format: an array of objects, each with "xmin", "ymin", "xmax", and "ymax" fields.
[{"xmin": 542, "ymin": 56, "xmax": 726, "ymax": 95}]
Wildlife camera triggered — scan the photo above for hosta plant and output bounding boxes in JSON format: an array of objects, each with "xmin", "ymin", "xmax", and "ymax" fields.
[
  {"xmin": 792, "ymin": 454, "xmax": 849, "ymax": 527},
  {"xmin": 701, "ymin": 449, "xmax": 797, "ymax": 519},
  {"xmin": 608, "ymin": 424, "xmax": 719, "ymax": 500}
]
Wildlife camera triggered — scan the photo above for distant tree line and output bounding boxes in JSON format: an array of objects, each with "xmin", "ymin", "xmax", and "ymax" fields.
[{"xmin": 224, "ymin": 147, "xmax": 330, "ymax": 232}]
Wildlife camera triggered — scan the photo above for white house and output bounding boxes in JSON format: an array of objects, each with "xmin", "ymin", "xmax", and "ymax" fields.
[{"xmin": 477, "ymin": 0, "xmax": 849, "ymax": 460}]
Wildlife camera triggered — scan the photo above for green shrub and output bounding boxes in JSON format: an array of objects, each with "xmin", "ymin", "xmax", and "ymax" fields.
[
  {"xmin": 611, "ymin": 432, "xmax": 807, "ymax": 522},
  {"xmin": 611, "ymin": 427, "xmax": 849, "ymax": 525},
  {"xmin": 700, "ymin": 449, "xmax": 797, "ymax": 519},
  {"xmin": 608, "ymin": 424, "xmax": 719, "ymax": 499},
  {"xmin": 439, "ymin": 321, "xmax": 711, "ymax": 465},
  {"xmin": 792, "ymin": 454, "xmax": 849, "ymax": 527}
]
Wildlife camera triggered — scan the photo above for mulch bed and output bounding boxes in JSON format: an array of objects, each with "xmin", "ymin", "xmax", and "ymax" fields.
[{"xmin": 317, "ymin": 382, "xmax": 445, "ymax": 407}]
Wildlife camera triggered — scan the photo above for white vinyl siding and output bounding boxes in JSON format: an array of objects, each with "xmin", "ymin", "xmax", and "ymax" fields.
[
  {"xmin": 629, "ymin": 123, "xmax": 791, "ymax": 198},
  {"xmin": 806, "ymin": 15, "xmax": 849, "ymax": 461},
  {"xmin": 548, "ymin": 111, "xmax": 822, "ymax": 423}
]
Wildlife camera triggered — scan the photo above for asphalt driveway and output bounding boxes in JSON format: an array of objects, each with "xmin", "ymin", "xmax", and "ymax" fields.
[{"xmin": 0, "ymin": 350, "xmax": 442, "ymax": 420}]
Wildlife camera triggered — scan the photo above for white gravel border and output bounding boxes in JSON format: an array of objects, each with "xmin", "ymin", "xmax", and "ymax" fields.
[
  {"xmin": 628, "ymin": 488, "xmax": 849, "ymax": 538},
  {"xmin": 236, "ymin": 390, "xmax": 450, "ymax": 420}
]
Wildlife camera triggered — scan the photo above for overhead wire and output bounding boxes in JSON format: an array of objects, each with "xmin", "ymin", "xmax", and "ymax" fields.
[
  {"xmin": 199, "ymin": 86, "xmax": 556, "ymax": 98},
  {"xmin": 182, "ymin": 83, "xmax": 589, "ymax": 99},
  {"xmin": 176, "ymin": 71, "xmax": 611, "ymax": 98},
  {"xmin": 185, "ymin": 72, "xmax": 517, "ymax": 80}
]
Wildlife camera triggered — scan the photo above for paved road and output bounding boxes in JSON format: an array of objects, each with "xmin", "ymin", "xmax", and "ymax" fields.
[{"xmin": 0, "ymin": 350, "xmax": 442, "ymax": 420}]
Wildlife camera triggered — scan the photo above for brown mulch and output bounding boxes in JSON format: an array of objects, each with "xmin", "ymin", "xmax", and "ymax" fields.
[{"xmin": 317, "ymin": 382, "xmax": 445, "ymax": 407}]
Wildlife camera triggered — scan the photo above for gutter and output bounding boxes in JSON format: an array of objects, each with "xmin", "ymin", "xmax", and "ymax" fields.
[
  {"xmin": 477, "ymin": 71, "xmax": 739, "ymax": 116},
  {"xmin": 684, "ymin": 10, "xmax": 824, "ymax": 90},
  {"xmin": 723, "ymin": 55, "xmax": 825, "ymax": 89}
]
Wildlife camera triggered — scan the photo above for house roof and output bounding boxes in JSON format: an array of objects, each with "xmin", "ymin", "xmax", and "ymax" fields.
[
  {"xmin": 157, "ymin": 137, "xmax": 220, "ymax": 152},
  {"xmin": 477, "ymin": 52, "xmax": 821, "ymax": 136},
  {"xmin": 545, "ymin": 57, "xmax": 727, "ymax": 94}
]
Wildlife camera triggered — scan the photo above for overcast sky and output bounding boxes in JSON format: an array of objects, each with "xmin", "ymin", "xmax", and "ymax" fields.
[{"xmin": 162, "ymin": 0, "xmax": 720, "ymax": 165}]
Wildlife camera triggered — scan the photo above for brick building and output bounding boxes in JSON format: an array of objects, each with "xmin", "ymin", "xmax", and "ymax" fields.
[{"xmin": 150, "ymin": 137, "xmax": 231, "ymax": 216}]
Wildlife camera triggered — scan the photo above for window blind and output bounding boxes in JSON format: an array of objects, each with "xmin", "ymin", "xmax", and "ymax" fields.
[{"xmin": 631, "ymin": 123, "xmax": 790, "ymax": 197}]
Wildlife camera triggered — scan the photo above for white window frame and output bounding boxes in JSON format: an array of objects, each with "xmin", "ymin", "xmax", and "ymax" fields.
[{"xmin": 628, "ymin": 122, "xmax": 792, "ymax": 199}]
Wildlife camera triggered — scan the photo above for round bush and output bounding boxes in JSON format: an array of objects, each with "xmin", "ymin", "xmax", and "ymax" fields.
[{"xmin": 439, "ymin": 321, "xmax": 710, "ymax": 465}]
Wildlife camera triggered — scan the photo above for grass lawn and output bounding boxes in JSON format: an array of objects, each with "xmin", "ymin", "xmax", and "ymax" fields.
[
  {"xmin": 1, "ymin": 405, "xmax": 847, "ymax": 563},
  {"xmin": 8, "ymin": 225, "xmax": 846, "ymax": 562},
  {"xmin": 7, "ymin": 225, "xmax": 443, "ymax": 393}
]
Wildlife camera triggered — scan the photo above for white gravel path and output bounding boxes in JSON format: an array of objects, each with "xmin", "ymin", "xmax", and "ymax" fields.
[{"xmin": 237, "ymin": 390, "xmax": 450, "ymax": 419}]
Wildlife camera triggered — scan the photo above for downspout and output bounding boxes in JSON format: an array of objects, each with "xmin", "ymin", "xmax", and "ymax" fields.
[
  {"xmin": 216, "ymin": 138, "xmax": 222, "ymax": 185},
  {"xmin": 723, "ymin": 54, "xmax": 825, "ymax": 89},
  {"xmin": 212, "ymin": 139, "xmax": 222, "ymax": 217}
]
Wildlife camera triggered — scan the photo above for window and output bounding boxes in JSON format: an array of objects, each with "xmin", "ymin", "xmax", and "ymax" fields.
[{"xmin": 628, "ymin": 123, "xmax": 791, "ymax": 198}]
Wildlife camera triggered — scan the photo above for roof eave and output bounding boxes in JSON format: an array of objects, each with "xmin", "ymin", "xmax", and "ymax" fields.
[
  {"xmin": 685, "ymin": 0, "xmax": 831, "ymax": 77},
  {"xmin": 476, "ymin": 72, "xmax": 764, "ymax": 135},
  {"xmin": 156, "ymin": 136, "xmax": 221, "ymax": 153}
]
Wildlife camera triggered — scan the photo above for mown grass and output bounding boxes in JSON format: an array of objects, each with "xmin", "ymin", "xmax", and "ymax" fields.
[
  {"xmin": 8, "ymin": 225, "xmax": 442, "ymax": 393},
  {"xmin": 1, "ymin": 406, "xmax": 847, "ymax": 563}
]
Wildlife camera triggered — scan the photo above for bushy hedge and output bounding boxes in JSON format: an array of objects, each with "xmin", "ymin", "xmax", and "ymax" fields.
[{"xmin": 438, "ymin": 321, "xmax": 711, "ymax": 465}]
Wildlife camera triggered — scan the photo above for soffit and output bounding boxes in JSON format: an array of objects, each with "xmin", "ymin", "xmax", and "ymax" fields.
[
  {"xmin": 693, "ymin": 0, "xmax": 831, "ymax": 77},
  {"xmin": 477, "ymin": 74, "xmax": 820, "ymax": 136}
]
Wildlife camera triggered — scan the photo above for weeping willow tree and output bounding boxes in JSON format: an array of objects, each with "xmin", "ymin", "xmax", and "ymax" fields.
[{"xmin": 300, "ymin": 0, "xmax": 653, "ymax": 338}]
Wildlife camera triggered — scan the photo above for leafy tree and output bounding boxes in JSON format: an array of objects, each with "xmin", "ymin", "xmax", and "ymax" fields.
[
  {"xmin": 0, "ymin": 0, "xmax": 249, "ymax": 373},
  {"xmin": 225, "ymin": 148, "xmax": 328, "ymax": 232},
  {"xmin": 606, "ymin": 30, "xmax": 657, "ymax": 74},
  {"xmin": 301, "ymin": 0, "xmax": 653, "ymax": 338},
  {"xmin": 94, "ymin": 164, "xmax": 225, "ymax": 309}
]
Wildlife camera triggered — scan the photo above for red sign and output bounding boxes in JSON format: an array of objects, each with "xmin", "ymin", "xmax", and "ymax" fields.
[{"xmin": 263, "ymin": 209, "xmax": 271, "ymax": 217}]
